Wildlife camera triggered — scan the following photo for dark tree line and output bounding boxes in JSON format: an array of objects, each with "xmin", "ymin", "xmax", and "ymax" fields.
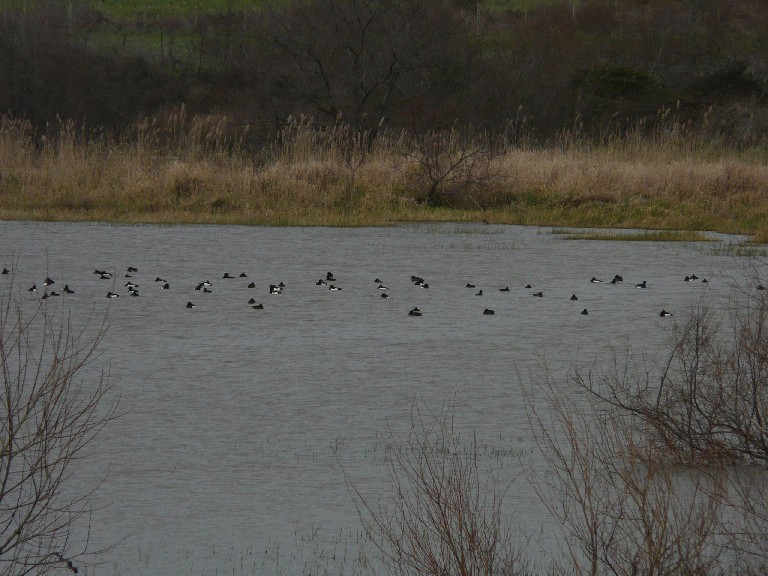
[{"xmin": 1, "ymin": 0, "xmax": 767, "ymax": 144}]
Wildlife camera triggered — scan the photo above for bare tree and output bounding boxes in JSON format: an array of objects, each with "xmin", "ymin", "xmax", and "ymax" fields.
[
  {"xmin": 265, "ymin": 0, "xmax": 474, "ymax": 130},
  {"xmin": 0, "ymin": 278, "xmax": 117, "ymax": 575},
  {"xmin": 340, "ymin": 398, "xmax": 526, "ymax": 576}
]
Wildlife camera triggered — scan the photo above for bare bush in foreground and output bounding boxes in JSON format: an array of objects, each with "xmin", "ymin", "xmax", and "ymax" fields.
[
  {"xmin": 0, "ymin": 281, "xmax": 117, "ymax": 575},
  {"xmin": 342, "ymin": 401, "xmax": 526, "ymax": 576},
  {"xmin": 527, "ymin": 365, "xmax": 724, "ymax": 576},
  {"xmin": 574, "ymin": 287, "xmax": 768, "ymax": 464},
  {"xmin": 525, "ymin": 267, "xmax": 768, "ymax": 574}
]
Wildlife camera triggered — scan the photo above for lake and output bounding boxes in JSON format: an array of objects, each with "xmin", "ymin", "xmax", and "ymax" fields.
[{"xmin": 0, "ymin": 221, "xmax": 756, "ymax": 575}]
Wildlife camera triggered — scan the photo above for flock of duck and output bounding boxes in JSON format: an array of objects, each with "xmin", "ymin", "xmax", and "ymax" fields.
[{"xmin": 1, "ymin": 265, "xmax": 721, "ymax": 319}]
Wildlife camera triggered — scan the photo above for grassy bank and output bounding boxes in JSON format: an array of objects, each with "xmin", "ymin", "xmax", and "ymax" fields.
[{"xmin": 1, "ymin": 112, "xmax": 767, "ymax": 241}]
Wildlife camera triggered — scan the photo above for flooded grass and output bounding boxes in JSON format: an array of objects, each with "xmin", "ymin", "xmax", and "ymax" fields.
[
  {"xmin": 707, "ymin": 242, "xmax": 768, "ymax": 257},
  {"xmin": 553, "ymin": 229, "xmax": 715, "ymax": 242}
]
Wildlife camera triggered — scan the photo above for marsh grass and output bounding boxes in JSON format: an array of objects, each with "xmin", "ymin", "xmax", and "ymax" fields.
[
  {"xmin": 553, "ymin": 229, "xmax": 715, "ymax": 242},
  {"xmin": 1, "ymin": 109, "xmax": 768, "ymax": 240},
  {"xmin": 708, "ymin": 243, "xmax": 768, "ymax": 258}
]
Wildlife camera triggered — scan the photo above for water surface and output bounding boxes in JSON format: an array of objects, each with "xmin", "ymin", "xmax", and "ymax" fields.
[{"xmin": 0, "ymin": 221, "xmax": 753, "ymax": 575}]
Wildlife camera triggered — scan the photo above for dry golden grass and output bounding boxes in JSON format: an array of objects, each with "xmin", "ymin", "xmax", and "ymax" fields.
[{"xmin": 1, "ymin": 110, "xmax": 767, "ymax": 241}]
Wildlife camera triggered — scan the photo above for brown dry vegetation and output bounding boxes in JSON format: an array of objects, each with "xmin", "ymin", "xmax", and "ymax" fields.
[{"xmin": 1, "ymin": 110, "xmax": 767, "ymax": 241}]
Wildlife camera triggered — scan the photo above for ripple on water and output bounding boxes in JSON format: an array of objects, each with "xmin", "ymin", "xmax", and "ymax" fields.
[{"xmin": 0, "ymin": 221, "xmax": 750, "ymax": 576}]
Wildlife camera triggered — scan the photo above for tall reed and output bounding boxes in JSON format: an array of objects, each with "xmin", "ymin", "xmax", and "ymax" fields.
[{"xmin": 1, "ymin": 108, "xmax": 767, "ymax": 239}]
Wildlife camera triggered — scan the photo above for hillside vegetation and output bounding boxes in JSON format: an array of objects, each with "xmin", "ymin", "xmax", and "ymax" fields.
[{"xmin": 2, "ymin": 0, "xmax": 766, "ymax": 140}]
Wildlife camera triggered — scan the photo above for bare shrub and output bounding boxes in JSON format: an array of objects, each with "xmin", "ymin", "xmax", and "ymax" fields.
[
  {"xmin": 525, "ymin": 264, "xmax": 768, "ymax": 575},
  {"xmin": 572, "ymin": 286, "xmax": 768, "ymax": 464},
  {"xmin": 340, "ymin": 400, "xmax": 526, "ymax": 576},
  {"xmin": 401, "ymin": 128, "xmax": 498, "ymax": 207},
  {"xmin": 526, "ymin": 364, "xmax": 724, "ymax": 576},
  {"xmin": 719, "ymin": 465, "xmax": 768, "ymax": 573},
  {"xmin": 0, "ymin": 277, "xmax": 118, "ymax": 575}
]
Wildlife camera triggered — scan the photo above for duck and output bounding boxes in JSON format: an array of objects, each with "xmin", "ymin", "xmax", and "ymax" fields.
[
  {"xmin": 499, "ymin": 286, "xmax": 510, "ymax": 292},
  {"xmin": 466, "ymin": 283, "xmax": 476, "ymax": 288},
  {"xmin": 570, "ymin": 294, "xmax": 578, "ymax": 301},
  {"xmin": 270, "ymin": 284, "xmax": 283, "ymax": 294},
  {"xmin": 483, "ymin": 308, "xmax": 495, "ymax": 315},
  {"xmin": 106, "ymin": 292, "xmax": 119, "ymax": 298},
  {"xmin": 758, "ymin": 285, "xmax": 766, "ymax": 291},
  {"xmin": 99, "ymin": 272, "xmax": 112, "ymax": 280},
  {"xmin": 316, "ymin": 279, "xmax": 327, "ymax": 286},
  {"xmin": 29, "ymin": 284, "xmax": 37, "ymax": 292},
  {"xmin": 377, "ymin": 284, "xmax": 389, "ymax": 290},
  {"xmin": 223, "ymin": 273, "xmax": 234, "ymax": 279},
  {"xmin": 326, "ymin": 272, "xmax": 336, "ymax": 281},
  {"xmin": 612, "ymin": 274, "xmax": 624, "ymax": 283},
  {"xmin": 203, "ymin": 287, "xmax": 212, "ymax": 293},
  {"xmin": 374, "ymin": 278, "xmax": 383, "ymax": 284},
  {"xmin": 252, "ymin": 304, "xmax": 264, "ymax": 309},
  {"xmin": 64, "ymin": 285, "xmax": 74, "ymax": 294},
  {"xmin": 161, "ymin": 283, "xmax": 170, "ymax": 290},
  {"xmin": 533, "ymin": 291, "xmax": 543, "ymax": 297},
  {"xmin": 476, "ymin": 290, "xmax": 483, "ymax": 296},
  {"xmin": 239, "ymin": 272, "xmax": 248, "ymax": 278},
  {"xmin": 660, "ymin": 309, "xmax": 673, "ymax": 317},
  {"xmin": 156, "ymin": 277, "xmax": 167, "ymax": 283},
  {"xmin": 581, "ymin": 308, "xmax": 589, "ymax": 315},
  {"xmin": 411, "ymin": 275, "xmax": 424, "ymax": 284},
  {"xmin": 1, "ymin": 267, "xmax": 8, "ymax": 274},
  {"xmin": 381, "ymin": 293, "xmax": 390, "ymax": 298},
  {"xmin": 635, "ymin": 280, "xmax": 647, "ymax": 288},
  {"xmin": 408, "ymin": 307, "xmax": 422, "ymax": 316},
  {"xmin": 525, "ymin": 284, "xmax": 532, "ymax": 289},
  {"xmin": 129, "ymin": 289, "xmax": 140, "ymax": 297},
  {"xmin": 248, "ymin": 298, "xmax": 256, "ymax": 304},
  {"xmin": 186, "ymin": 301, "xmax": 195, "ymax": 308},
  {"xmin": 248, "ymin": 282, "xmax": 256, "ymax": 288},
  {"xmin": 591, "ymin": 277, "xmax": 602, "ymax": 283},
  {"xmin": 417, "ymin": 282, "xmax": 429, "ymax": 289},
  {"xmin": 328, "ymin": 285, "xmax": 342, "ymax": 291},
  {"xmin": 127, "ymin": 266, "xmax": 138, "ymax": 272},
  {"xmin": 43, "ymin": 277, "xmax": 54, "ymax": 286}
]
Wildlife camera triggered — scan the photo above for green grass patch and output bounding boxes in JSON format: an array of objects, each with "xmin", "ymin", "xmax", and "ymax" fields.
[
  {"xmin": 708, "ymin": 242, "xmax": 768, "ymax": 257},
  {"xmin": 553, "ymin": 229, "xmax": 715, "ymax": 242},
  {"xmin": 92, "ymin": 0, "xmax": 278, "ymax": 20}
]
